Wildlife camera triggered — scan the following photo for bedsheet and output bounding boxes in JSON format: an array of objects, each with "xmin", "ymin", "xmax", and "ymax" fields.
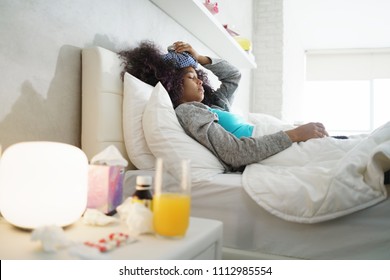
[
  {"xmin": 243, "ymin": 121, "xmax": 390, "ymax": 223},
  {"xmin": 124, "ymin": 170, "xmax": 390, "ymax": 259}
]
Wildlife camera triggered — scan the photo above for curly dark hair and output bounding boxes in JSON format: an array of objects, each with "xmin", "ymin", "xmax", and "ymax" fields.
[{"xmin": 118, "ymin": 40, "xmax": 215, "ymax": 108}]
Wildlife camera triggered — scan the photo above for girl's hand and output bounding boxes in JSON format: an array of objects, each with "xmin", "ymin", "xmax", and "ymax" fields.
[
  {"xmin": 285, "ymin": 122, "xmax": 329, "ymax": 143},
  {"xmin": 172, "ymin": 41, "xmax": 211, "ymax": 65}
]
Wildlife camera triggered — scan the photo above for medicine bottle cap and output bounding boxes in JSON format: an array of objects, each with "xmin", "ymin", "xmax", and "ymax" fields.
[{"xmin": 136, "ymin": 175, "xmax": 152, "ymax": 186}]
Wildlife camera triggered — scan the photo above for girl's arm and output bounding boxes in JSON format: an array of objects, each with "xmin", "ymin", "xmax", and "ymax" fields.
[{"xmin": 175, "ymin": 102, "xmax": 292, "ymax": 171}]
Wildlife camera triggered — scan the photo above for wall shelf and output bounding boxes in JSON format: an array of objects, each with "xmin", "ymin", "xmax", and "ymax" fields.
[{"xmin": 150, "ymin": 0, "xmax": 256, "ymax": 69}]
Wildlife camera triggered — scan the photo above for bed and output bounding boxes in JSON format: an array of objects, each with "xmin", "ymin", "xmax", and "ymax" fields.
[{"xmin": 81, "ymin": 46, "xmax": 390, "ymax": 259}]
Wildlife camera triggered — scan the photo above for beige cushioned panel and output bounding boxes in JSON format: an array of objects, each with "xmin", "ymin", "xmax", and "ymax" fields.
[{"xmin": 81, "ymin": 46, "xmax": 134, "ymax": 169}]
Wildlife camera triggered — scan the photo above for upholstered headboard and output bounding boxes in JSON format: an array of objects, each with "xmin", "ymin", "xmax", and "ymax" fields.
[{"xmin": 81, "ymin": 47, "xmax": 133, "ymax": 168}]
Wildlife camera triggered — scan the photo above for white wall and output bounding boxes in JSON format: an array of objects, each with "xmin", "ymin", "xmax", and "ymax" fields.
[
  {"xmin": 0, "ymin": 0, "xmax": 253, "ymax": 151},
  {"xmin": 252, "ymin": 0, "xmax": 283, "ymax": 119}
]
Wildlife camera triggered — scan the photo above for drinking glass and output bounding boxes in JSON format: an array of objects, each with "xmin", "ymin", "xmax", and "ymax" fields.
[{"xmin": 153, "ymin": 158, "xmax": 191, "ymax": 238}]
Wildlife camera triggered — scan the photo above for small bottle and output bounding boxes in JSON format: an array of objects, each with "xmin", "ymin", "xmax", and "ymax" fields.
[{"xmin": 131, "ymin": 175, "xmax": 153, "ymax": 210}]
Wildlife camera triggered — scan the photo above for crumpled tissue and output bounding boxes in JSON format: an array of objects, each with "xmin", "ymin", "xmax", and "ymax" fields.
[
  {"xmin": 31, "ymin": 225, "xmax": 72, "ymax": 252},
  {"xmin": 82, "ymin": 208, "xmax": 119, "ymax": 226},
  {"xmin": 30, "ymin": 225, "xmax": 111, "ymax": 259},
  {"xmin": 88, "ymin": 145, "xmax": 127, "ymax": 214},
  {"xmin": 90, "ymin": 145, "xmax": 128, "ymax": 167},
  {"xmin": 116, "ymin": 198, "xmax": 154, "ymax": 236}
]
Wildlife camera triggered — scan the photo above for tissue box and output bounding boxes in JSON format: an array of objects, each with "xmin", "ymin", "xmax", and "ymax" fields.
[{"xmin": 87, "ymin": 165, "xmax": 124, "ymax": 214}]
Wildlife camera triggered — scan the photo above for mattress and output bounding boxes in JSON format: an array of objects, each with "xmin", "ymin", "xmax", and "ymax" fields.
[{"xmin": 124, "ymin": 170, "xmax": 390, "ymax": 260}]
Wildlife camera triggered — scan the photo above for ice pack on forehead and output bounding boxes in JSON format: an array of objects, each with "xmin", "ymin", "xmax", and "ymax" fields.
[{"xmin": 162, "ymin": 46, "xmax": 198, "ymax": 69}]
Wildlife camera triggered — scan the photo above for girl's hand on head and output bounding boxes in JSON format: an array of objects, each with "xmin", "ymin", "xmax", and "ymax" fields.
[
  {"xmin": 172, "ymin": 41, "xmax": 211, "ymax": 65},
  {"xmin": 285, "ymin": 122, "xmax": 329, "ymax": 143},
  {"xmin": 173, "ymin": 41, "xmax": 198, "ymax": 58}
]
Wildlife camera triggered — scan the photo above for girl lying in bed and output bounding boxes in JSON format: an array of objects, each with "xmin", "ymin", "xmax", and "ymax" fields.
[{"xmin": 119, "ymin": 41, "xmax": 330, "ymax": 172}]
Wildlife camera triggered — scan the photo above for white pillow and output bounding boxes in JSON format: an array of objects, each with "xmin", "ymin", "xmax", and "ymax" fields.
[
  {"xmin": 142, "ymin": 82, "xmax": 224, "ymax": 182},
  {"xmin": 248, "ymin": 113, "xmax": 294, "ymax": 137},
  {"xmin": 123, "ymin": 73, "xmax": 156, "ymax": 169}
]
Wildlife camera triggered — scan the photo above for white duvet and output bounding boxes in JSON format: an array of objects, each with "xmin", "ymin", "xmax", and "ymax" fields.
[{"xmin": 243, "ymin": 118, "xmax": 390, "ymax": 223}]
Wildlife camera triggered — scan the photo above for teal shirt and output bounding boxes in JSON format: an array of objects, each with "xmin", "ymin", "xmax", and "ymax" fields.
[{"xmin": 209, "ymin": 108, "xmax": 254, "ymax": 138}]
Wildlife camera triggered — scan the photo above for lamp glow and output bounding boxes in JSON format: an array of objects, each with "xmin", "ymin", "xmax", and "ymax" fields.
[{"xmin": 0, "ymin": 142, "xmax": 89, "ymax": 229}]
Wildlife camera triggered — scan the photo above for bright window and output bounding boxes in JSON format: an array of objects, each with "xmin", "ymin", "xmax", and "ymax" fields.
[{"xmin": 304, "ymin": 49, "xmax": 390, "ymax": 135}]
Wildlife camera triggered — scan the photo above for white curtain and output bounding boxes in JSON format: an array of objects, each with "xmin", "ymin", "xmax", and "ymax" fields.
[{"xmin": 306, "ymin": 49, "xmax": 390, "ymax": 81}]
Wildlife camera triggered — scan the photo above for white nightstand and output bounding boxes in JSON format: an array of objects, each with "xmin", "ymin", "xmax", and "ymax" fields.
[{"xmin": 0, "ymin": 216, "xmax": 223, "ymax": 260}]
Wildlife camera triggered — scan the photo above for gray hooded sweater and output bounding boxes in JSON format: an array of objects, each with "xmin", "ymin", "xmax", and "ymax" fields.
[{"xmin": 175, "ymin": 58, "xmax": 292, "ymax": 172}]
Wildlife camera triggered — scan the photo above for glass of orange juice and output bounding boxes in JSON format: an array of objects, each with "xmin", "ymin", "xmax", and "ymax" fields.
[{"xmin": 153, "ymin": 158, "xmax": 191, "ymax": 238}]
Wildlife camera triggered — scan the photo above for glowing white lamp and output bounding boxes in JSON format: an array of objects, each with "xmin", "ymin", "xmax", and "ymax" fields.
[{"xmin": 0, "ymin": 142, "xmax": 89, "ymax": 229}]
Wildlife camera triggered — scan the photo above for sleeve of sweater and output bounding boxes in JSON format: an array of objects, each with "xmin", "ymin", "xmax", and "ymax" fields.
[
  {"xmin": 175, "ymin": 102, "xmax": 293, "ymax": 171},
  {"xmin": 203, "ymin": 58, "xmax": 242, "ymax": 111}
]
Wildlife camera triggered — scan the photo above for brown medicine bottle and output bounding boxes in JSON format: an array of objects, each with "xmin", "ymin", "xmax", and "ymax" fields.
[{"xmin": 131, "ymin": 175, "xmax": 153, "ymax": 210}]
